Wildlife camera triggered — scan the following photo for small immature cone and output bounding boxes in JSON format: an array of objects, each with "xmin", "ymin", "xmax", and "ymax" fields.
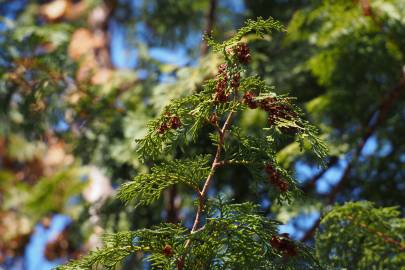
[
  {"xmin": 215, "ymin": 90, "xmax": 229, "ymax": 103},
  {"xmin": 157, "ymin": 115, "xmax": 181, "ymax": 134},
  {"xmin": 231, "ymin": 73, "xmax": 240, "ymax": 89},
  {"xmin": 209, "ymin": 113, "xmax": 218, "ymax": 125},
  {"xmin": 235, "ymin": 43, "xmax": 251, "ymax": 64},
  {"xmin": 270, "ymin": 236, "xmax": 281, "ymax": 249},
  {"xmin": 217, "ymin": 63, "xmax": 227, "ymax": 75},
  {"xmin": 158, "ymin": 123, "xmax": 168, "ymax": 134},
  {"xmin": 265, "ymin": 164, "xmax": 289, "ymax": 192},
  {"xmin": 243, "ymin": 91, "xmax": 258, "ymax": 109},
  {"xmin": 169, "ymin": 116, "xmax": 182, "ymax": 129},
  {"xmin": 270, "ymin": 234, "xmax": 297, "ymax": 257},
  {"xmin": 163, "ymin": 244, "xmax": 173, "ymax": 257}
]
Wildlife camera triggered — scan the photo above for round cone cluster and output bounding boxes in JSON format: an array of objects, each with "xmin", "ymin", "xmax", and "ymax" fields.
[
  {"xmin": 270, "ymin": 233, "xmax": 297, "ymax": 257},
  {"xmin": 231, "ymin": 73, "xmax": 240, "ymax": 89},
  {"xmin": 243, "ymin": 91, "xmax": 298, "ymax": 133},
  {"xmin": 163, "ymin": 244, "xmax": 173, "ymax": 257},
  {"xmin": 235, "ymin": 43, "xmax": 251, "ymax": 64},
  {"xmin": 261, "ymin": 99, "xmax": 296, "ymax": 128},
  {"xmin": 243, "ymin": 91, "xmax": 258, "ymax": 109},
  {"xmin": 214, "ymin": 63, "xmax": 230, "ymax": 103},
  {"xmin": 157, "ymin": 114, "xmax": 182, "ymax": 134},
  {"xmin": 265, "ymin": 164, "xmax": 289, "ymax": 193}
]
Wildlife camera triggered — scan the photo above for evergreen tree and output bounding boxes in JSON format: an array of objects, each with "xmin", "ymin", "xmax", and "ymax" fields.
[
  {"xmin": 58, "ymin": 18, "xmax": 327, "ymax": 269},
  {"xmin": 1, "ymin": 1, "xmax": 404, "ymax": 269}
]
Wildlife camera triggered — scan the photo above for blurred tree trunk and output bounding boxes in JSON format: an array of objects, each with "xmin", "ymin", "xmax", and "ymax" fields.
[
  {"xmin": 165, "ymin": 0, "xmax": 218, "ymax": 224},
  {"xmin": 200, "ymin": 0, "xmax": 217, "ymax": 55}
]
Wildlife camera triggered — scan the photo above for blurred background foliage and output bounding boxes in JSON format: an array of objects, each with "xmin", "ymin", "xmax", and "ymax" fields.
[{"xmin": 0, "ymin": 0, "xmax": 404, "ymax": 269}]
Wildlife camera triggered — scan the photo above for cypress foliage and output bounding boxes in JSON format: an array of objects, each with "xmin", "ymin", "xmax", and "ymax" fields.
[
  {"xmin": 316, "ymin": 202, "xmax": 405, "ymax": 269},
  {"xmin": 58, "ymin": 17, "xmax": 328, "ymax": 270}
]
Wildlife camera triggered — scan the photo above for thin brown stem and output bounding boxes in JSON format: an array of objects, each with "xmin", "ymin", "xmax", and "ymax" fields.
[
  {"xmin": 216, "ymin": 159, "xmax": 252, "ymax": 167},
  {"xmin": 191, "ymin": 111, "xmax": 233, "ymax": 233},
  {"xmin": 199, "ymin": 111, "xmax": 233, "ymax": 203},
  {"xmin": 178, "ymin": 111, "xmax": 234, "ymax": 269}
]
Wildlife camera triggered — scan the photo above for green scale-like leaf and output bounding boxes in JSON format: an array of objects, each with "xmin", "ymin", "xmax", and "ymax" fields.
[
  {"xmin": 316, "ymin": 202, "xmax": 405, "ymax": 270},
  {"xmin": 58, "ymin": 224, "xmax": 189, "ymax": 270},
  {"xmin": 206, "ymin": 17, "xmax": 285, "ymax": 52},
  {"xmin": 184, "ymin": 200, "xmax": 321, "ymax": 270},
  {"xmin": 59, "ymin": 202, "xmax": 321, "ymax": 270},
  {"xmin": 118, "ymin": 155, "xmax": 211, "ymax": 206},
  {"xmin": 136, "ymin": 85, "xmax": 215, "ymax": 160}
]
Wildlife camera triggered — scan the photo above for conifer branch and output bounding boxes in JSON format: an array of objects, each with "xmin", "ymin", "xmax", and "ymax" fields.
[
  {"xmin": 193, "ymin": 110, "xmax": 234, "ymax": 232},
  {"xmin": 316, "ymin": 202, "xmax": 405, "ymax": 267},
  {"xmin": 301, "ymin": 71, "xmax": 405, "ymax": 242},
  {"xmin": 117, "ymin": 156, "xmax": 211, "ymax": 206},
  {"xmin": 178, "ymin": 111, "xmax": 234, "ymax": 269},
  {"xmin": 59, "ymin": 18, "xmax": 327, "ymax": 269},
  {"xmin": 346, "ymin": 215, "xmax": 405, "ymax": 251}
]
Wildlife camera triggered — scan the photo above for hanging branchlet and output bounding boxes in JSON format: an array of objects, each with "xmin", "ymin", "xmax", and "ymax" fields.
[
  {"xmin": 239, "ymin": 83, "xmax": 327, "ymax": 161},
  {"xmin": 117, "ymin": 155, "xmax": 211, "ymax": 207},
  {"xmin": 243, "ymin": 91, "xmax": 299, "ymax": 134}
]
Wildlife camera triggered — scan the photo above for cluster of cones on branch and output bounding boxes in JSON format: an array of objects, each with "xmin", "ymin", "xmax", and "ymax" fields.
[
  {"xmin": 265, "ymin": 164, "xmax": 289, "ymax": 193},
  {"xmin": 211, "ymin": 42, "xmax": 299, "ymax": 133},
  {"xmin": 243, "ymin": 91, "xmax": 299, "ymax": 134},
  {"xmin": 234, "ymin": 43, "xmax": 251, "ymax": 64},
  {"xmin": 214, "ymin": 43, "xmax": 250, "ymax": 103},
  {"xmin": 155, "ymin": 43, "xmax": 251, "ymax": 134},
  {"xmin": 157, "ymin": 114, "xmax": 182, "ymax": 134},
  {"xmin": 214, "ymin": 63, "xmax": 230, "ymax": 103},
  {"xmin": 270, "ymin": 233, "xmax": 298, "ymax": 257},
  {"xmin": 163, "ymin": 244, "xmax": 173, "ymax": 257},
  {"xmin": 214, "ymin": 64, "xmax": 241, "ymax": 103}
]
